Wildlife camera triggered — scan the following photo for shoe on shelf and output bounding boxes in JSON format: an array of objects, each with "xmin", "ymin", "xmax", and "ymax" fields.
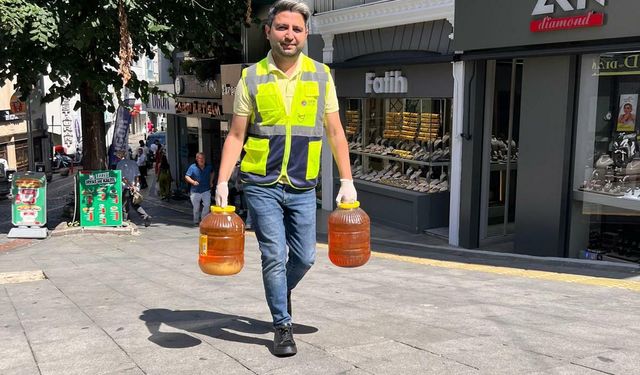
[
  {"xmin": 273, "ymin": 324, "xmax": 297, "ymax": 357},
  {"xmin": 144, "ymin": 216, "xmax": 152, "ymax": 227}
]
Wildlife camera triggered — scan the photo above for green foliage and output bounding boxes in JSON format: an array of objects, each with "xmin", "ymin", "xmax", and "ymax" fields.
[{"xmin": 0, "ymin": 0, "xmax": 249, "ymax": 109}]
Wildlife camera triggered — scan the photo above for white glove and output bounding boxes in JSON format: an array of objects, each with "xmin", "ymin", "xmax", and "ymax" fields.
[
  {"xmin": 215, "ymin": 182, "xmax": 229, "ymax": 207},
  {"xmin": 335, "ymin": 179, "xmax": 357, "ymax": 204}
]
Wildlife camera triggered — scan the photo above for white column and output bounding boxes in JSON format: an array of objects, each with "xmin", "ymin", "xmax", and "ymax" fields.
[
  {"xmin": 322, "ymin": 34, "xmax": 335, "ymax": 64},
  {"xmin": 449, "ymin": 61, "xmax": 465, "ymax": 246},
  {"xmin": 321, "ymin": 33, "xmax": 336, "ymax": 211}
]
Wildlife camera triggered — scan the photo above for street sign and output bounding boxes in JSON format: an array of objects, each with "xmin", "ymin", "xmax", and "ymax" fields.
[{"xmin": 78, "ymin": 170, "xmax": 123, "ymax": 227}]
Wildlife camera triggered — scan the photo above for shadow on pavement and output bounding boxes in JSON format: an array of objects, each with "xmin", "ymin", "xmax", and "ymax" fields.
[{"xmin": 140, "ymin": 309, "xmax": 318, "ymax": 354}]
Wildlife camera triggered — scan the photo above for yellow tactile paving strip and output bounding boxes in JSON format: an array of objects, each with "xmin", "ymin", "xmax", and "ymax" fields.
[{"xmin": 314, "ymin": 242, "xmax": 640, "ymax": 293}]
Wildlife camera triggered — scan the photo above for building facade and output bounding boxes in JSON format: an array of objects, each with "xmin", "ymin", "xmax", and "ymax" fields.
[
  {"xmin": 311, "ymin": 0, "xmax": 459, "ymax": 237},
  {"xmin": 455, "ymin": 0, "xmax": 640, "ymax": 263}
]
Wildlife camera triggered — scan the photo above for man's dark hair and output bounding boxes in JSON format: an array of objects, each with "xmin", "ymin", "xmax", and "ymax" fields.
[{"xmin": 266, "ymin": 0, "xmax": 311, "ymax": 28}]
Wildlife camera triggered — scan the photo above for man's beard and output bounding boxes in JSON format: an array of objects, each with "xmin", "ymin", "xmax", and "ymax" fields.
[{"xmin": 271, "ymin": 41, "xmax": 303, "ymax": 59}]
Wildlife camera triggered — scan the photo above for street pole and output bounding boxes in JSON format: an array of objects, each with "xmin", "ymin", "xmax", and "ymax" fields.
[{"xmin": 26, "ymin": 96, "xmax": 35, "ymax": 171}]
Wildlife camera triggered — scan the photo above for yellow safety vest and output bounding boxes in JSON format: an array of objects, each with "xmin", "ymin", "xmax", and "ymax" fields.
[{"xmin": 240, "ymin": 55, "xmax": 329, "ymax": 189}]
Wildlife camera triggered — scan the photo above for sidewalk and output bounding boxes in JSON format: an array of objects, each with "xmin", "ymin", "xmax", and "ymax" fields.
[{"xmin": 1, "ymin": 186, "xmax": 640, "ymax": 374}]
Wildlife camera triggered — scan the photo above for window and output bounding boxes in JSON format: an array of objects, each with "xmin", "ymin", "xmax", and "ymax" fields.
[{"xmin": 571, "ymin": 52, "xmax": 640, "ymax": 263}]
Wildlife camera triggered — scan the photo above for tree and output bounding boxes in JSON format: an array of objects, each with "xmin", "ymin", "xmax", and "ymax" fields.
[{"xmin": 0, "ymin": 0, "xmax": 251, "ymax": 169}]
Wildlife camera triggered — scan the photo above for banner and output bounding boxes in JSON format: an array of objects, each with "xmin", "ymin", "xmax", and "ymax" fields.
[
  {"xmin": 78, "ymin": 170, "xmax": 123, "ymax": 227},
  {"xmin": 61, "ymin": 98, "xmax": 77, "ymax": 155},
  {"xmin": 111, "ymin": 99, "xmax": 134, "ymax": 155},
  {"xmin": 74, "ymin": 116, "xmax": 83, "ymax": 158}
]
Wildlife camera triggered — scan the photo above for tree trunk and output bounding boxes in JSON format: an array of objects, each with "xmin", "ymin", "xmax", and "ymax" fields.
[{"xmin": 79, "ymin": 81, "xmax": 107, "ymax": 170}]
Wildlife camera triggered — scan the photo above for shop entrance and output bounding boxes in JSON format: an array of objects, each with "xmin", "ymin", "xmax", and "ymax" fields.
[{"xmin": 479, "ymin": 59, "xmax": 522, "ymax": 249}]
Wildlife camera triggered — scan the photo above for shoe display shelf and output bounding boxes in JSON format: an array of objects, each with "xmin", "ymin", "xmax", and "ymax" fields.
[
  {"xmin": 333, "ymin": 177, "xmax": 449, "ymax": 233},
  {"xmin": 342, "ymin": 97, "xmax": 452, "ymax": 232}
]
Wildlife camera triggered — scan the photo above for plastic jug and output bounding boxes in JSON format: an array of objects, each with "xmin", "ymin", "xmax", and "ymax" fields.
[
  {"xmin": 198, "ymin": 205, "xmax": 245, "ymax": 275},
  {"xmin": 328, "ymin": 201, "xmax": 370, "ymax": 267}
]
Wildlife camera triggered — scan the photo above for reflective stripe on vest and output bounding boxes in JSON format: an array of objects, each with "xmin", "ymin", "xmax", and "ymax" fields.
[{"xmin": 240, "ymin": 55, "xmax": 328, "ymax": 189}]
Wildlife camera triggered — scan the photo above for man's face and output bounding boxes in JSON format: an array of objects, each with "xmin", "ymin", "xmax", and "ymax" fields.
[
  {"xmin": 266, "ymin": 11, "xmax": 308, "ymax": 60},
  {"xmin": 196, "ymin": 154, "xmax": 205, "ymax": 167}
]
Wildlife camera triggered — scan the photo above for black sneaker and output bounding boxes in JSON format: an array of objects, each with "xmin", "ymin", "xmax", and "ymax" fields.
[
  {"xmin": 287, "ymin": 290, "xmax": 292, "ymax": 316},
  {"xmin": 273, "ymin": 324, "xmax": 297, "ymax": 357},
  {"xmin": 144, "ymin": 216, "xmax": 152, "ymax": 227}
]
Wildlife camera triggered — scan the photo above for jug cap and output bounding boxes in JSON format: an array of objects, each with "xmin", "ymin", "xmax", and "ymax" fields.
[
  {"xmin": 338, "ymin": 201, "xmax": 360, "ymax": 209},
  {"xmin": 212, "ymin": 205, "xmax": 236, "ymax": 213}
]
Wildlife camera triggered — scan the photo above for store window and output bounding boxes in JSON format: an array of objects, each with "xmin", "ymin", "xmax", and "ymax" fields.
[
  {"xmin": 344, "ymin": 97, "xmax": 452, "ymax": 193},
  {"xmin": 572, "ymin": 52, "xmax": 640, "ymax": 263}
]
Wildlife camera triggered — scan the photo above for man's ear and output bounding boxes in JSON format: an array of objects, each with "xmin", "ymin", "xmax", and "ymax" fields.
[{"xmin": 264, "ymin": 24, "xmax": 270, "ymax": 39}]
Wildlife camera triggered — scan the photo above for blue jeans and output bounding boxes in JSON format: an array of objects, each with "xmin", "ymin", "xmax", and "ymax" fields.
[
  {"xmin": 189, "ymin": 190, "xmax": 211, "ymax": 224},
  {"xmin": 244, "ymin": 183, "xmax": 317, "ymax": 327}
]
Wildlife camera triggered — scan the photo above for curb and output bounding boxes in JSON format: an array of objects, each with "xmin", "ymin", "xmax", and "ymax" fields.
[
  {"xmin": 317, "ymin": 231, "xmax": 640, "ymax": 275},
  {"xmin": 0, "ymin": 238, "xmax": 35, "ymax": 252},
  {"xmin": 50, "ymin": 222, "xmax": 140, "ymax": 237},
  {"xmin": 371, "ymin": 237, "xmax": 640, "ymax": 274}
]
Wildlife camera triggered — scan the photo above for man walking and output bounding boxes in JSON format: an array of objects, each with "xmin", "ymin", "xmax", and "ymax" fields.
[
  {"xmin": 116, "ymin": 151, "xmax": 152, "ymax": 227},
  {"xmin": 214, "ymin": 0, "xmax": 356, "ymax": 357},
  {"xmin": 185, "ymin": 152, "xmax": 215, "ymax": 226}
]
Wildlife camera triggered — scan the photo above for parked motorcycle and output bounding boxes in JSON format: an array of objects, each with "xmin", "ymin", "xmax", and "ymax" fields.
[{"xmin": 52, "ymin": 152, "xmax": 73, "ymax": 170}]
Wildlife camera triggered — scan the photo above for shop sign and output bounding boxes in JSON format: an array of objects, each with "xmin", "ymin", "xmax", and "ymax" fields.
[
  {"xmin": 593, "ymin": 53, "xmax": 640, "ymax": 76},
  {"xmin": 221, "ymin": 64, "xmax": 248, "ymax": 115},
  {"xmin": 365, "ymin": 71, "xmax": 408, "ymax": 94},
  {"xmin": 11, "ymin": 172, "xmax": 47, "ymax": 227},
  {"xmin": 78, "ymin": 170, "xmax": 123, "ymax": 227},
  {"xmin": 530, "ymin": 0, "xmax": 605, "ymax": 33},
  {"xmin": 174, "ymin": 75, "xmax": 222, "ymax": 99},
  {"xmin": 9, "ymin": 94, "xmax": 26, "ymax": 114},
  {"xmin": 143, "ymin": 84, "xmax": 176, "ymax": 114},
  {"xmin": 0, "ymin": 109, "xmax": 21, "ymax": 122},
  {"xmin": 176, "ymin": 100, "xmax": 223, "ymax": 118}
]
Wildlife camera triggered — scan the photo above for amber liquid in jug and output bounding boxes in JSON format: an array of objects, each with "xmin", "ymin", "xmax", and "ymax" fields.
[
  {"xmin": 199, "ymin": 205, "xmax": 245, "ymax": 276},
  {"xmin": 328, "ymin": 201, "xmax": 370, "ymax": 267}
]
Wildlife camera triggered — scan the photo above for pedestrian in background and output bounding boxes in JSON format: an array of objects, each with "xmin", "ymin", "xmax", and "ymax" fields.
[
  {"xmin": 185, "ymin": 152, "xmax": 215, "ymax": 226},
  {"xmin": 138, "ymin": 139, "xmax": 149, "ymax": 160},
  {"xmin": 116, "ymin": 151, "xmax": 152, "ymax": 227},
  {"xmin": 154, "ymin": 145, "xmax": 164, "ymax": 175},
  {"xmin": 158, "ymin": 153, "xmax": 173, "ymax": 201},
  {"xmin": 136, "ymin": 148, "xmax": 148, "ymax": 189},
  {"xmin": 214, "ymin": 0, "xmax": 356, "ymax": 357}
]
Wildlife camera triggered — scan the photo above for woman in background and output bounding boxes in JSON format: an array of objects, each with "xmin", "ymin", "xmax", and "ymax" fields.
[{"xmin": 158, "ymin": 152, "xmax": 173, "ymax": 201}]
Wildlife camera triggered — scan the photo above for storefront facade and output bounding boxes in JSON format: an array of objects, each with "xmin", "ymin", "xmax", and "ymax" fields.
[
  {"xmin": 164, "ymin": 74, "xmax": 227, "ymax": 193},
  {"xmin": 455, "ymin": 0, "xmax": 640, "ymax": 263},
  {"xmin": 312, "ymin": 0, "xmax": 458, "ymax": 236}
]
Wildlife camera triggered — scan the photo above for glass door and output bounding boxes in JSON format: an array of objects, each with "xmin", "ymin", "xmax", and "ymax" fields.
[{"xmin": 480, "ymin": 59, "xmax": 522, "ymax": 245}]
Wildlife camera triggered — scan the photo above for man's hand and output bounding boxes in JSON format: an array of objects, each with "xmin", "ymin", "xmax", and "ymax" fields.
[
  {"xmin": 215, "ymin": 182, "xmax": 229, "ymax": 207},
  {"xmin": 335, "ymin": 179, "xmax": 357, "ymax": 204},
  {"xmin": 193, "ymin": 181, "xmax": 199, "ymax": 186}
]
